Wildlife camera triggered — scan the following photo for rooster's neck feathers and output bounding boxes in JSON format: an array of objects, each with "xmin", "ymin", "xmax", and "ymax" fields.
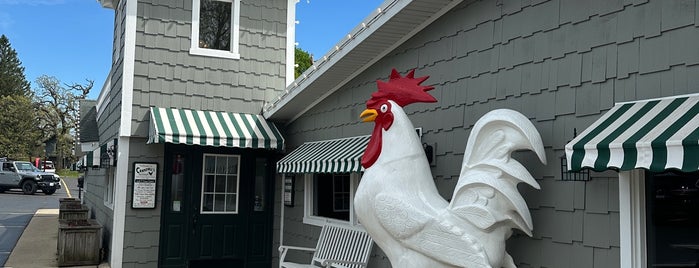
[{"xmin": 368, "ymin": 69, "xmax": 437, "ymax": 108}]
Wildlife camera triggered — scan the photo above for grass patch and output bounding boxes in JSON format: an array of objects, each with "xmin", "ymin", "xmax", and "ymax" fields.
[{"xmin": 58, "ymin": 170, "xmax": 83, "ymax": 178}]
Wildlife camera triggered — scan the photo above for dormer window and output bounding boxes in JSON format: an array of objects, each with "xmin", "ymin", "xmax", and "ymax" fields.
[{"xmin": 190, "ymin": 0, "xmax": 240, "ymax": 59}]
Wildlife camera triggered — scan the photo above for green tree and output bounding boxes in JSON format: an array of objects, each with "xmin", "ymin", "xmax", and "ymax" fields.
[
  {"xmin": 295, "ymin": 47, "xmax": 313, "ymax": 78},
  {"xmin": 0, "ymin": 35, "xmax": 31, "ymax": 97},
  {"xmin": 0, "ymin": 95, "xmax": 41, "ymax": 159},
  {"xmin": 34, "ymin": 75, "xmax": 93, "ymax": 169}
]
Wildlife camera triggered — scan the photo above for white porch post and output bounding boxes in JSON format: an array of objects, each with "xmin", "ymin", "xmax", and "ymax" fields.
[{"xmin": 619, "ymin": 170, "xmax": 647, "ymax": 268}]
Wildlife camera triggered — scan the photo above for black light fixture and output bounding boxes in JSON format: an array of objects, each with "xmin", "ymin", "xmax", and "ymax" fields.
[
  {"xmin": 107, "ymin": 140, "xmax": 117, "ymax": 166},
  {"xmin": 423, "ymin": 143, "xmax": 434, "ymax": 165},
  {"xmin": 560, "ymin": 128, "xmax": 590, "ymax": 181},
  {"xmin": 100, "ymin": 153, "xmax": 111, "ymax": 168}
]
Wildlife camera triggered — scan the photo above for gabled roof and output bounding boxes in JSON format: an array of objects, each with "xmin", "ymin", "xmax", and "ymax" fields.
[
  {"xmin": 263, "ymin": 0, "xmax": 462, "ymax": 123},
  {"xmin": 79, "ymin": 99, "xmax": 99, "ymax": 143}
]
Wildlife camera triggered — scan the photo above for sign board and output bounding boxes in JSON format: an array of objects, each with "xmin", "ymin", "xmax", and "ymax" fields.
[
  {"xmin": 283, "ymin": 175, "xmax": 294, "ymax": 207},
  {"xmin": 132, "ymin": 162, "xmax": 158, "ymax": 209}
]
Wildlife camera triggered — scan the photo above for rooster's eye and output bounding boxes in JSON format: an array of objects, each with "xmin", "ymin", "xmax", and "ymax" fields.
[{"xmin": 380, "ymin": 104, "xmax": 388, "ymax": 113}]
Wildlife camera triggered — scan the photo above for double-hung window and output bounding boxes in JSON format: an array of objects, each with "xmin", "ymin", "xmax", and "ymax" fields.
[
  {"xmin": 191, "ymin": 0, "xmax": 240, "ymax": 59},
  {"xmin": 304, "ymin": 173, "xmax": 361, "ymax": 226}
]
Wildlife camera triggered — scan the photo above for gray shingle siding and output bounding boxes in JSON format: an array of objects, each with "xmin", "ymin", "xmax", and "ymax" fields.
[
  {"xmin": 131, "ymin": 0, "xmax": 288, "ymax": 138},
  {"xmin": 278, "ymin": 0, "xmax": 699, "ymax": 266},
  {"xmin": 83, "ymin": 168, "xmax": 115, "ymax": 259},
  {"xmin": 122, "ymin": 138, "xmax": 164, "ymax": 267}
]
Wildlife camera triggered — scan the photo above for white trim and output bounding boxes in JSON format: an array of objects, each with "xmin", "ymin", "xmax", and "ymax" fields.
[
  {"xmin": 96, "ymin": 72, "xmax": 112, "ymax": 122},
  {"xmin": 110, "ymin": 0, "xmax": 137, "ymax": 266},
  {"xmin": 284, "ymin": 0, "xmax": 296, "ymax": 87},
  {"xmin": 120, "ymin": 0, "xmax": 136, "ymax": 136},
  {"xmin": 110, "ymin": 136, "xmax": 130, "ymax": 268},
  {"xmin": 190, "ymin": 0, "xmax": 241, "ymax": 60},
  {"xmin": 619, "ymin": 170, "xmax": 647, "ymax": 268},
  {"xmin": 279, "ymin": 173, "xmax": 286, "ymax": 253}
]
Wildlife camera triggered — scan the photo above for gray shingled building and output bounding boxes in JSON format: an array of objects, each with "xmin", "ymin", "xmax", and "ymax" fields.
[
  {"xmin": 87, "ymin": 0, "xmax": 292, "ymax": 267},
  {"xmin": 267, "ymin": 0, "xmax": 699, "ymax": 267},
  {"xmin": 84, "ymin": 0, "xmax": 698, "ymax": 267}
]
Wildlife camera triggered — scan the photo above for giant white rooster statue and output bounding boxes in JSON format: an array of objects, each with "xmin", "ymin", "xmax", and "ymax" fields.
[{"xmin": 355, "ymin": 69, "xmax": 546, "ymax": 268}]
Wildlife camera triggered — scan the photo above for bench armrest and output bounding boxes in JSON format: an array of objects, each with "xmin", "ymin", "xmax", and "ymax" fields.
[
  {"xmin": 278, "ymin": 245, "xmax": 317, "ymax": 253},
  {"xmin": 320, "ymin": 259, "xmax": 368, "ymax": 268}
]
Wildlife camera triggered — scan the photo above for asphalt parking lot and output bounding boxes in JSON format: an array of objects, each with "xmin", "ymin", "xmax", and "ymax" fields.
[{"xmin": 0, "ymin": 176, "xmax": 80, "ymax": 267}]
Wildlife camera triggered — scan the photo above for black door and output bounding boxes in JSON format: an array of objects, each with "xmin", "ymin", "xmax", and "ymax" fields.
[{"xmin": 159, "ymin": 145, "xmax": 276, "ymax": 268}]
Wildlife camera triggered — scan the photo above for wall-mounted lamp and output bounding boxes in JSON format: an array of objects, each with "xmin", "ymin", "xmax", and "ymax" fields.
[
  {"xmin": 107, "ymin": 141, "xmax": 117, "ymax": 166},
  {"xmin": 423, "ymin": 143, "xmax": 434, "ymax": 165},
  {"xmin": 100, "ymin": 153, "xmax": 111, "ymax": 169}
]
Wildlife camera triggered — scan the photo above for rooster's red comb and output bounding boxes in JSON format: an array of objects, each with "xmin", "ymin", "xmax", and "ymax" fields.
[{"xmin": 367, "ymin": 69, "xmax": 436, "ymax": 108}]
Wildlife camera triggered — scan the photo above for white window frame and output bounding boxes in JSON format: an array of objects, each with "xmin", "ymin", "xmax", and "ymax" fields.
[
  {"xmin": 190, "ymin": 0, "xmax": 240, "ymax": 59},
  {"xmin": 104, "ymin": 167, "xmax": 115, "ymax": 209},
  {"xmin": 303, "ymin": 173, "xmax": 361, "ymax": 227},
  {"xmin": 619, "ymin": 170, "xmax": 647, "ymax": 268},
  {"xmin": 200, "ymin": 153, "xmax": 240, "ymax": 214}
]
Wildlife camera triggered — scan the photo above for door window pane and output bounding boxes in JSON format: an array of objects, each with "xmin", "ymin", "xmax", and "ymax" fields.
[
  {"xmin": 204, "ymin": 156, "xmax": 216, "ymax": 173},
  {"xmin": 203, "ymin": 194, "xmax": 214, "ymax": 211},
  {"xmin": 215, "ymin": 175, "xmax": 226, "ymax": 192},
  {"xmin": 170, "ymin": 154, "xmax": 185, "ymax": 212},
  {"xmin": 253, "ymin": 158, "xmax": 267, "ymax": 212},
  {"xmin": 226, "ymin": 194, "xmax": 237, "ymax": 212},
  {"xmin": 201, "ymin": 154, "xmax": 240, "ymax": 213},
  {"xmin": 204, "ymin": 175, "xmax": 215, "ymax": 192},
  {"xmin": 214, "ymin": 194, "xmax": 225, "ymax": 211}
]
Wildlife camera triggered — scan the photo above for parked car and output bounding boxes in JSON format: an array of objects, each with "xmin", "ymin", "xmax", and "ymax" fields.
[
  {"xmin": 0, "ymin": 159, "xmax": 61, "ymax": 195},
  {"xmin": 40, "ymin": 160, "xmax": 56, "ymax": 173}
]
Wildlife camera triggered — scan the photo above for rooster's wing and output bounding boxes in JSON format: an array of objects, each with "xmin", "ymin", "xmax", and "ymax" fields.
[{"xmin": 374, "ymin": 193, "xmax": 491, "ymax": 267}]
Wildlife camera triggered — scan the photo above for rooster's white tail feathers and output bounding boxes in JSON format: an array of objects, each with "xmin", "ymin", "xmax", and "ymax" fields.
[{"xmin": 449, "ymin": 109, "xmax": 546, "ymax": 235}]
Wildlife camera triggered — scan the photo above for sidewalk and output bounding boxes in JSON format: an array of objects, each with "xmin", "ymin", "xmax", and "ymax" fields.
[{"xmin": 4, "ymin": 209, "xmax": 109, "ymax": 268}]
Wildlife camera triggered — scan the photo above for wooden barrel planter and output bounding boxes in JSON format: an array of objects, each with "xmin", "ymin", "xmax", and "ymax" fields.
[
  {"xmin": 59, "ymin": 198, "xmax": 81, "ymax": 208},
  {"xmin": 58, "ymin": 219, "xmax": 102, "ymax": 266},
  {"xmin": 59, "ymin": 203, "xmax": 89, "ymax": 220}
]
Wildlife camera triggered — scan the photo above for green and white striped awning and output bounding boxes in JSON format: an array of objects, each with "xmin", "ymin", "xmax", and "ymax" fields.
[
  {"xmin": 277, "ymin": 135, "xmax": 370, "ymax": 173},
  {"xmin": 565, "ymin": 94, "xmax": 699, "ymax": 172},
  {"xmin": 148, "ymin": 107, "xmax": 284, "ymax": 150}
]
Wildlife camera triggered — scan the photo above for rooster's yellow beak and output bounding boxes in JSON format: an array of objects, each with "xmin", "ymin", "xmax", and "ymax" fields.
[{"xmin": 360, "ymin": 109, "xmax": 377, "ymax": 122}]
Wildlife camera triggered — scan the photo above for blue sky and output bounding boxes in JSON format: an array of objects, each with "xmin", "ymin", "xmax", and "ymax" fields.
[{"xmin": 0, "ymin": 0, "xmax": 381, "ymax": 100}]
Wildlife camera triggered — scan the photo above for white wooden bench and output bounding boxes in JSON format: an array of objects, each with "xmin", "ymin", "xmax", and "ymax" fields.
[{"xmin": 279, "ymin": 224, "xmax": 374, "ymax": 268}]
